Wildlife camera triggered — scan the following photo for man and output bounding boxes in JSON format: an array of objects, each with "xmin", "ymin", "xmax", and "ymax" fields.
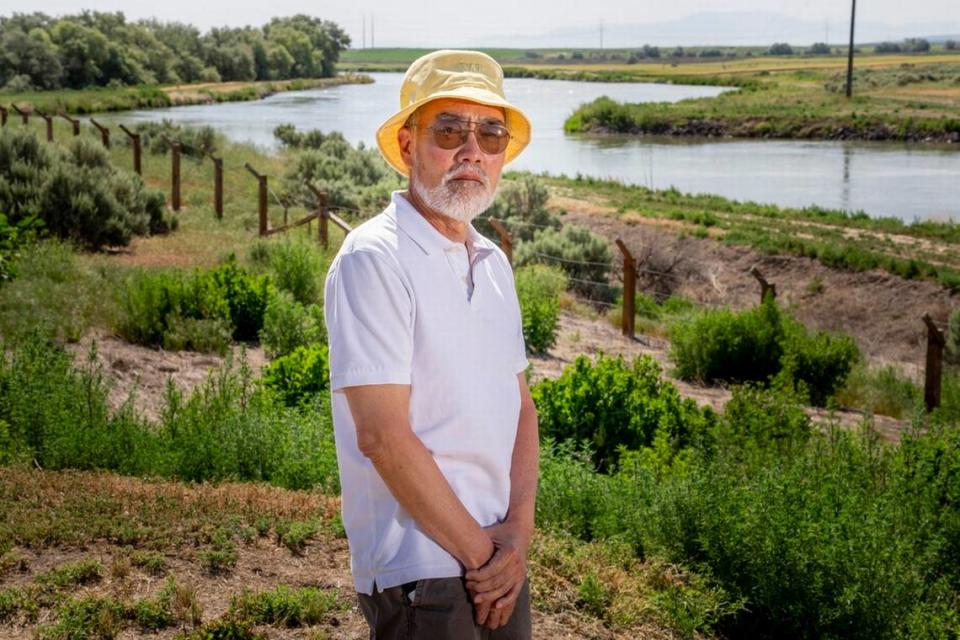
[{"xmin": 323, "ymin": 50, "xmax": 539, "ymax": 639}]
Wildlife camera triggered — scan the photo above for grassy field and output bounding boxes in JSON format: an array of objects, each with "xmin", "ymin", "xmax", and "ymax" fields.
[
  {"xmin": 563, "ymin": 58, "xmax": 960, "ymax": 142},
  {"xmin": 0, "ymin": 74, "xmax": 371, "ymax": 116}
]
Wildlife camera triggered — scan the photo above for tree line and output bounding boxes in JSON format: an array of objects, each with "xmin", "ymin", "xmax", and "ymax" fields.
[{"xmin": 0, "ymin": 11, "xmax": 350, "ymax": 92}]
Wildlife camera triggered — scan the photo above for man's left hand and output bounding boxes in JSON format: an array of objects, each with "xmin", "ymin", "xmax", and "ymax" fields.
[{"xmin": 465, "ymin": 521, "xmax": 530, "ymax": 629}]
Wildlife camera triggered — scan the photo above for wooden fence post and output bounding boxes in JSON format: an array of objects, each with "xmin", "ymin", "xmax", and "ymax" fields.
[
  {"xmin": 245, "ymin": 163, "xmax": 268, "ymax": 236},
  {"xmin": 750, "ymin": 265, "xmax": 777, "ymax": 302},
  {"xmin": 0, "ymin": 106, "xmax": 6, "ymax": 126},
  {"xmin": 59, "ymin": 112, "xmax": 80, "ymax": 136},
  {"xmin": 11, "ymin": 104, "xmax": 29, "ymax": 125},
  {"xmin": 89, "ymin": 118, "xmax": 110, "ymax": 148},
  {"xmin": 37, "ymin": 110, "xmax": 54, "ymax": 142},
  {"xmin": 616, "ymin": 238, "xmax": 637, "ymax": 338},
  {"xmin": 118, "ymin": 125, "xmax": 142, "ymax": 175},
  {"xmin": 487, "ymin": 218, "xmax": 513, "ymax": 265},
  {"xmin": 307, "ymin": 185, "xmax": 330, "ymax": 247},
  {"xmin": 923, "ymin": 313, "xmax": 946, "ymax": 413},
  {"xmin": 212, "ymin": 156, "xmax": 223, "ymax": 219},
  {"xmin": 171, "ymin": 142, "xmax": 181, "ymax": 211}
]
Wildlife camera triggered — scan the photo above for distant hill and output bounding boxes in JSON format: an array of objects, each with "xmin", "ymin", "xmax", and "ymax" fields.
[{"xmin": 473, "ymin": 11, "xmax": 960, "ymax": 48}]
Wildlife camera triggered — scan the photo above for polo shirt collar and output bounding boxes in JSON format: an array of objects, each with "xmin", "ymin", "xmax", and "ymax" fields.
[{"xmin": 391, "ymin": 191, "xmax": 496, "ymax": 260}]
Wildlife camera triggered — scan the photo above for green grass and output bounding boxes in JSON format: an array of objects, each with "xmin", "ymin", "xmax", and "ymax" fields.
[
  {"xmin": 564, "ymin": 61, "xmax": 960, "ymax": 142},
  {"xmin": 0, "ymin": 75, "xmax": 372, "ymax": 115}
]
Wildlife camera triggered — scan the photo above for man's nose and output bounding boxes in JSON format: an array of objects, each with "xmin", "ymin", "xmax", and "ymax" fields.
[{"xmin": 454, "ymin": 129, "xmax": 484, "ymax": 163}]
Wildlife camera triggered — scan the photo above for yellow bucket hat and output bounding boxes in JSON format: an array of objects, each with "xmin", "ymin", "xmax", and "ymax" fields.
[{"xmin": 376, "ymin": 49, "xmax": 532, "ymax": 176}]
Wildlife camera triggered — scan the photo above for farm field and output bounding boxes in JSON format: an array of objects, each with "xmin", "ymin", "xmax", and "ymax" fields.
[{"xmin": 3, "ymin": 112, "xmax": 960, "ymax": 639}]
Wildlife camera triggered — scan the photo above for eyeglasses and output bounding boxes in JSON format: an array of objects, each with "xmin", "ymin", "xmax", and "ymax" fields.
[{"xmin": 414, "ymin": 117, "xmax": 511, "ymax": 155}]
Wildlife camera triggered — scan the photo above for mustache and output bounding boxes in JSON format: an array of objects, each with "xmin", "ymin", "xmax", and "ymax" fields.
[{"xmin": 443, "ymin": 166, "xmax": 489, "ymax": 187}]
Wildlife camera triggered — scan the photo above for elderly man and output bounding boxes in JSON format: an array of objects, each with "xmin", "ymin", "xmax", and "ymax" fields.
[{"xmin": 323, "ymin": 50, "xmax": 538, "ymax": 639}]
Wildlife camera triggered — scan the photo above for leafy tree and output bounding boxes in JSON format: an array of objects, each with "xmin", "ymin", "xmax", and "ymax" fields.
[
  {"xmin": 808, "ymin": 42, "xmax": 831, "ymax": 55},
  {"xmin": 0, "ymin": 29, "xmax": 62, "ymax": 89},
  {"xmin": 767, "ymin": 42, "xmax": 794, "ymax": 55}
]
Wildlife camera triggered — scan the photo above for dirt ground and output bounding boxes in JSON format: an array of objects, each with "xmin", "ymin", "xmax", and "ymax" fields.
[
  {"xmin": 554, "ymin": 198, "xmax": 957, "ymax": 379},
  {"xmin": 0, "ymin": 536, "xmax": 658, "ymax": 640},
  {"xmin": 66, "ymin": 331, "xmax": 268, "ymax": 423}
]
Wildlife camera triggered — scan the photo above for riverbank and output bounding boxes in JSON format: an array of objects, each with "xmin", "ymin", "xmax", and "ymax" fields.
[
  {"xmin": 535, "ymin": 171, "xmax": 960, "ymax": 289},
  {"xmin": 564, "ymin": 60, "xmax": 960, "ymax": 143},
  {"xmin": 1, "ymin": 74, "xmax": 373, "ymax": 116}
]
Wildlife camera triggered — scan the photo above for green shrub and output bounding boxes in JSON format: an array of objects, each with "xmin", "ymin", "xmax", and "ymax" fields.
[
  {"xmin": 133, "ymin": 119, "xmax": 219, "ymax": 158},
  {"xmin": 115, "ymin": 259, "xmax": 271, "ymax": 349},
  {"xmin": 670, "ymin": 297, "xmax": 859, "ymax": 406},
  {"xmin": 209, "ymin": 259, "xmax": 272, "ymax": 342},
  {"xmin": 0, "ymin": 240, "xmax": 118, "ymax": 342},
  {"xmin": 259, "ymin": 291, "xmax": 323, "ymax": 358},
  {"xmin": 0, "ymin": 213, "xmax": 42, "ymax": 282},
  {"xmin": 277, "ymin": 125, "xmax": 401, "ymax": 212},
  {"xmin": 669, "ymin": 295, "xmax": 784, "ymax": 384},
  {"xmin": 0, "ymin": 129, "xmax": 172, "ymax": 250},
  {"xmin": 36, "ymin": 559, "xmax": 103, "ymax": 588},
  {"xmin": 515, "ymin": 224, "xmax": 615, "ymax": 301},
  {"xmin": 0, "ymin": 335, "xmax": 339, "ymax": 491},
  {"xmin": 781, "ymin": 320, "xmax": 860, "ymax": 406},
  {"xmin": 261, "ymin": 343, "xmax": 329, "ymax": 406},
  {"xmin": 515, "ymin": 265, "xmax": 566, "ymax": 353},
  {"xmin": 532, "ymin": 354, "xmax": 712, "ymax": 470},
  {"xmin": 266, "ymin": 239, "xmax": 327, "ymax": 305},
  {"xmin": 480, "ymin": 176, "xmax": 560, "ymax": 242},
  {"xmin": 835, "ymin": 364, "xmax": 921, "ymax": 418},
  {"xmin": 230, "ymin": 585, "xmax": 342, "ymax": 626}
]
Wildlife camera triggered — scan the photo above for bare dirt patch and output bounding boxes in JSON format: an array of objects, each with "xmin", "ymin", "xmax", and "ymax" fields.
[{"xmin": 66, "ymin": 330, "xmax": 268, "ymax": 423}]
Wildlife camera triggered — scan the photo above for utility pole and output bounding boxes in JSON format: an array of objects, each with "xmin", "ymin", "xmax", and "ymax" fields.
[
  {"xmin": 371, "ymin": 14, "xmax": 375, "ymax": 48},
  {"xmin": 599, "ymin": 20, "xmax": 604, "ymax": 50},
  {"xmin": 362, "ymin": 14, "xmax": 366, "ymax": 49},
  {"xmin": 846, "ymin": 0, "xmax": 857, "ymax": 98}
]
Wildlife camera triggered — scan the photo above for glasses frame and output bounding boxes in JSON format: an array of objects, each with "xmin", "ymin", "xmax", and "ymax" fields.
[{"xmin": 410, "ymin": 116, "xmax": 512, "ymax": 155}]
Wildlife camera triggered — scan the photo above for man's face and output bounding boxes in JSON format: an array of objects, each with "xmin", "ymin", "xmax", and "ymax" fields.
[{"xmin": 399, "ymin": 98, "xmax": 507, "ymax": 223}]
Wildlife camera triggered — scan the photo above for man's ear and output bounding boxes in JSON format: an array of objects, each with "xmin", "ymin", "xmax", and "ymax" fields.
[{"xmin": 398, "ymin": 128, "xmax": 414, "ymax": 172}]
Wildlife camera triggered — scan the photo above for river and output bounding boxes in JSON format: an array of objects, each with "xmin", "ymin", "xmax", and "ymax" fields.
[{"xmin": 97, "ymin": 73, "xmax": 960, "ymax": 222}]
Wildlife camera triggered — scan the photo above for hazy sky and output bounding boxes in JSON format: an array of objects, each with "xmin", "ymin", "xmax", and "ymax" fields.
[{"xmin": 10, "ymin": 1, "xmax": 960, "ymax": 47}]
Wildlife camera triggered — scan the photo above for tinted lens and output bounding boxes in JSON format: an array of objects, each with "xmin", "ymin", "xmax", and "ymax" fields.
[
  {"xmin": 432, "ymin": 124, "xmax": 468, "ymax": 149},
  {"xmin": 477, "ymin": 123, "xmax": 510, "ymax": 154},
  {"xmin": 428, "ymin": 121, "xmax": 510, "ymax": 154}
]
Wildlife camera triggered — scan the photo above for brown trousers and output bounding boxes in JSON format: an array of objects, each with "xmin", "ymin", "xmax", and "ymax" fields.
[{"xmin": 357, "ymin": 577, "xmax": 531, "ymax": 640}]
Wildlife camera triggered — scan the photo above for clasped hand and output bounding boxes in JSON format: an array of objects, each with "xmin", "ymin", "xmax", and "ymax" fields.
[{"xmin": 465, "ymin": 522, "xmax": 529, "ymax": 630}]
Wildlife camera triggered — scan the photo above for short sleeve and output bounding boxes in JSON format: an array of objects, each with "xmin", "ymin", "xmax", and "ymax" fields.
[{"xmin": 324, "ymin": 250, "xmax": 414, "ymax": 391}]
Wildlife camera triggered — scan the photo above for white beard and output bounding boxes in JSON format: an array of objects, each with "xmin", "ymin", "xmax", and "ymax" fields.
[{"xmin": 410, "ymin": 164, "xmax": 496, "ymax": 224}]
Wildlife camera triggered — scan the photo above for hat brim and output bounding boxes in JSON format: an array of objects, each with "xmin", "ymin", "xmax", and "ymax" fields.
[{"xmin": 376, "ymin": 86, "xmax": 531, "ymax": 177}]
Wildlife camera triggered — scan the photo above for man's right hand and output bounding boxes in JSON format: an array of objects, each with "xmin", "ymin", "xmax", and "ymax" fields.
[{"xmin": 465, "ymin": 522, "xmax": 530, "ymax": 629}]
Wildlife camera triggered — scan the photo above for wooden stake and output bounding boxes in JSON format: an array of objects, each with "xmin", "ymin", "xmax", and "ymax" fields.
[
  {"xmin": 89, "ymin": 118, "xmax": 110, "ymax": 148},
  {"xmin": 118, "ymin": 125, "xmax": 142, "ymax": 175},
  {"xmin": 487, "ymin": 218, "xmax": 513, "ymax": 265},
  {"xmin": 171, "ymin": 142, "xmax": 181, "ymax": 211},
  {"xmin": 245, "ymin": 163, "xmax": 268, "ymax": 235},
  {"xmin": 923, "ymin": 313, "xmax": 945, "ymax": 413},
  {"xmin": 213, "ymin": 157, "xmax": 223, "ymax": 219},
  {"xmin": 37, "ymin": 111, "xmax": 54, "ymax": 142},
  {"xmin": 59, "ymin": 112, "xmax": 81, "ymax": 136},
  {"xmin": 616, "ymin": 238, "xmax": 637, "ymax": 338},
  {"xmin": 750, "ymin": 265, "xmax": 777, "ymax": 302},
  {"xmin": 11, "ymin": 104, "xmax": 29, "ymax": 125}
]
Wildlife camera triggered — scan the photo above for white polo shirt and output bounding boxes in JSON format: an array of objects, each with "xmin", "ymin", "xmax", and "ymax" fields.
[{"xmin": 324, "ymin": 191, "xmax": 528, "ymax": 595}]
